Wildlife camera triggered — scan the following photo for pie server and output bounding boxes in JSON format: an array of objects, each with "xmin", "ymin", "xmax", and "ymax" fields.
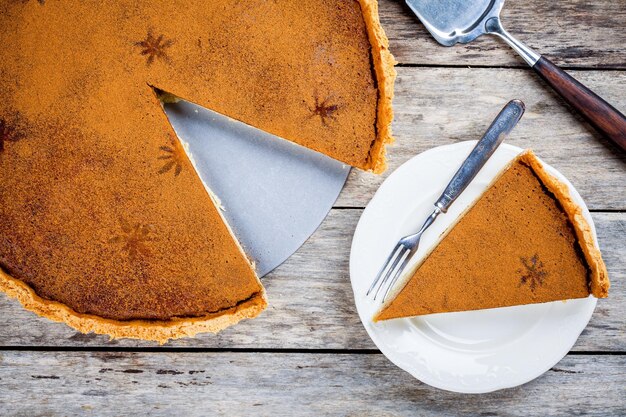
[
  {"xmin": 164, "ymin": 101, "xmax": 349, "ymax": 277},
  {"xmin": 405, "ymin": 0, "xmax": 626, "ymax": 151}
]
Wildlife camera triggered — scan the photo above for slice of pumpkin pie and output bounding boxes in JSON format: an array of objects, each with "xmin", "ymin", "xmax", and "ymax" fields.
[
  {"xmin": 375, "ymin": 150, "xmax": 609, "ymax": 322},
  {"xmin": 0, "ymin": 0, "xmax": 395, "ymax": 343}
]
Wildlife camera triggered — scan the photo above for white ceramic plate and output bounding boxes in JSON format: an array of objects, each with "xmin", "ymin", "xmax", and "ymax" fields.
[{"xmin": 350, "ymin": 141, "xmax": 597, "ymax": 393}]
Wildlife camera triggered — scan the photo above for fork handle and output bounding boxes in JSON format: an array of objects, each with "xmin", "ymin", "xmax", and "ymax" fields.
[{"xmin": 435, "ymin": 100, "xmax": 525, "ymax": 213}]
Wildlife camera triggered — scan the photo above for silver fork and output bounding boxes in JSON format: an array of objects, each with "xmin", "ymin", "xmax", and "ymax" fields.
[{"xmin": 367, "ymin": 100, "xmax": 526, "ymax": 302}]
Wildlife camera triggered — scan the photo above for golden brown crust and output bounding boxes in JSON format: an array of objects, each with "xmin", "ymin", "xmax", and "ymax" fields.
[
  {"xmin": 0, "ymin": 267, "xmax": 267, "ymax": 344},
  {"xmin": 518, "ymin": 150, "xmax": 609, "ymax": 298},
  {"xmin": 358, "ymin": 0, "xmax": 397, "ymax": 174}
]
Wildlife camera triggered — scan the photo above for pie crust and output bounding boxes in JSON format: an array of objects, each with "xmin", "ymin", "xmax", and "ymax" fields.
[
  {"xmin": 0, "ymin": 271, "xmax": 267, "ymax": 344},
  {"xmin": 518, "ymin": 151, "xmax": 608, "ymax": 297},
  {"xmin": 359, "ymin": 0, "xmax": 397, "ymax": 173}
]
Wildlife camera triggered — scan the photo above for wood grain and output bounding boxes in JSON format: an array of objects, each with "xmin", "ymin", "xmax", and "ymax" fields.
[
  {"xmin": 380, "ymin": 0, "xmax": 626, "ymax": 68},
  {"xmin": 1, "ymin": 211, "xmax": 623, "ymax": 351},
  {"xmin": 533, "ymin": 56, "xmax": 626, "ymax": 150},
  {"xmin": 337, "ymin": 67, "xmax": 626, "ymax": 209},
  {"xmin": 0, "ymin": 351, "xmax": 624, "ymax": 416}
]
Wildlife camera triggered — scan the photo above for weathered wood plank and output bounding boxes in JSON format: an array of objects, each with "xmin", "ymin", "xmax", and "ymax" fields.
[
  {"xmin": 337, "ymin": 67, "xmax": 626, "ymax": 209},
  {"xmin": 1, "ymin": 2, "xmax": 623, "ymax": 413},
  {"xmin": 379, "ymin": 0, "xmax": 626, "ymax": 68},
  {"xmin": 1, "ymin": 211, "xmax": 623, "ymax": 351},
  {"xmin": 0, "ymin": 351, "xmax": 623, "ymax": 416}
]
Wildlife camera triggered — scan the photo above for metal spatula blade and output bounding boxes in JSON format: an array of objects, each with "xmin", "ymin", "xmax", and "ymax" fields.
[
  {"xmin": 406, "ymin": 0, "xmax": 626, "ymax": 151},
  {"xmin": 406, "ymin": 0, "xmax": 537, "ymax": 63},
  {"xmin": 164, "ymin": 101, "xmax": 350, "ymax": 277},
  {"xmin": 406, "ymin": 0, "xmax": 504, "ymax": 46}
]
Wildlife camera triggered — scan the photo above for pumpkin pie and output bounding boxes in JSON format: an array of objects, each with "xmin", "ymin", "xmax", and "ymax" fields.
[
  {"xmin": 375, "ymin": 150, "xmax": 609, "ymax": 321},
  {"xmin": 0, "ymin": 0, "xmax": 396, "ymax": 342}
]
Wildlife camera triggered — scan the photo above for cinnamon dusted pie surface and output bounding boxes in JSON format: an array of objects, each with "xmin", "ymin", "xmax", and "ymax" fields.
[
  {"xmin": 0, "ymin": 0, "xmax": 395, "ymax": 342},
  {"xmin": 375, "ymin": 150, "xmax": 609, "ymax": 322}
]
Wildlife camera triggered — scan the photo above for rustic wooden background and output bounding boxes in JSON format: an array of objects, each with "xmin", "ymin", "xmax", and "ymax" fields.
[{"xmin": 1, "ymin": 0, "xmax": 624, "ymax": 415}]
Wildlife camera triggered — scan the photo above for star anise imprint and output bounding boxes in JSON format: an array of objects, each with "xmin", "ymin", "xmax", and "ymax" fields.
[
  {"xmin": 135, "ymin": 30, "xmax": 174, "ymax": 65},
  {"xmin": 309, "ymin": 95, "xmax": 339, "ymax": 126},
  {"xmin": 109, "ymin": 219, "xmax": 156, "ymax": 260},
  {"xmin": 518, "ymin": 254, "xmax": 548, "ymax": 291},
  {"xmin": 157, "ymin": 136, "xmax": 184, "ymax": 176}
]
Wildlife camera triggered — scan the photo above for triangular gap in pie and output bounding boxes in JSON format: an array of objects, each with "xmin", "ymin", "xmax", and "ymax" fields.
[
  {"xmin": 374, "ymin": 150, "xmax": 609, "ymax": 322},
  {"xmin": 0, "ymin": 0, "xmax": 396, "ymax": 343}
]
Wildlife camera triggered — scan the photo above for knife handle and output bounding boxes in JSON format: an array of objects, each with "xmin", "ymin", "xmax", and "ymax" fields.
[
  {"xmin": 435, "ymin": 100, "xmax": 525, "ymax": 213},
  {"xmin": 533, "ymin": 56, "xmax": 626, "ymax": 152}
]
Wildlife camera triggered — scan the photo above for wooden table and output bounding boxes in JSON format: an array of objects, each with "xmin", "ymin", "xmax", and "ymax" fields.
[{"xmin": 1, "ymin": 1, "xmax": 624, "ymax": 415}]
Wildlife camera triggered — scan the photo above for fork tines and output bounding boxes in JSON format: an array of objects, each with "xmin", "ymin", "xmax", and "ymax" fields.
[{"xmin": 366, "ymin": 242, "xmax": 412, "ymax": 302}]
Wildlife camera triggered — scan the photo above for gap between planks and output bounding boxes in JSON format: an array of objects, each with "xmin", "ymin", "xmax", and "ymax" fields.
[
  {"xmin": 1, "ymin": 211, "xmax": 623, "ymax": 351},
  {"xmin": 0, "ymin": 346, "xmax": 624, "ymax": 355},
  {"xmin": 394, "ymin": 63, "xmax": 626, "ymax": 72},
  {"xmin": 379, "ymin": 0, "xmax": 626, "ymax": 69},
  {"xmin": 335, "ymin": 67, "xmax": 626, "ymax": 210}
]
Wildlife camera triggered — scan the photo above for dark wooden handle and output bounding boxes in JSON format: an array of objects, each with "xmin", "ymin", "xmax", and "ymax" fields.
[{"xmin": 533, "ymin": 56, "xmax": 626, "ymax": 151}]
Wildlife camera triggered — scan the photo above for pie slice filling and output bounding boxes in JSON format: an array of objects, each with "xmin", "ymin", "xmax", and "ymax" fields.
[{"xmin": 375, "ymin": 150, "xmax": 609, "ymax": 322}]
